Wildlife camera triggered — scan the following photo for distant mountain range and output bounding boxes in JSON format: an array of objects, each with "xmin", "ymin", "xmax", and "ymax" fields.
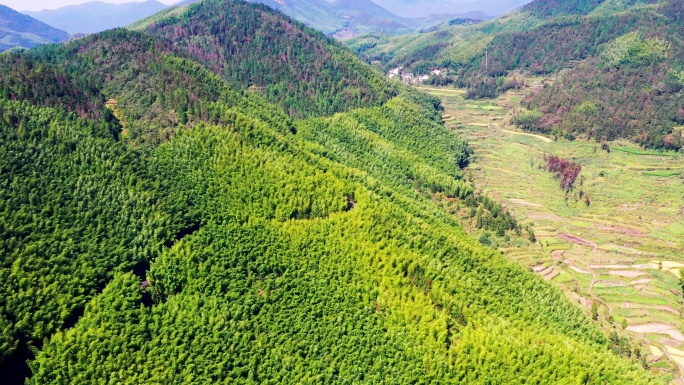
[
  {"xmin": 16, "ymin": 0, "xmax": 489, "ymax": 39},
  {"xmin": 247, "ymin": 0, "xmax": 484, "ymax": 38},
  {"xmin": 371, "ymin": 0, "xmax": 532, "ymax": 17},
  {"xmin": 24, "ymin": 0, "xmax": 167, "ymax": 34},
  {"xmin": 0, "ymin": 5, "xmax": 69, "ymax": 52}
]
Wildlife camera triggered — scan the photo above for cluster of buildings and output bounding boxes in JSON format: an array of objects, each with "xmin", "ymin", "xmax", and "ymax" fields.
[{"xmin": 387, "ymin": 67, "xmax": 442, "ymax": 84}]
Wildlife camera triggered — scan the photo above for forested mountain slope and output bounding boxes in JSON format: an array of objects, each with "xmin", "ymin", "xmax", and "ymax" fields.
[
  {"xmin": 0, "ymin": 0, "xmax": 666, "ymax": 383},
  {"xmin": 0, "ymin": 5, "xmax": 68, "ymax": 52},
  {"xmin": 350, "ymin": 0, "xmax": 683, "ymax": 149},
  {"xmin": 142, "ymin": 0, "xmax": 396, "ymax": 118}
]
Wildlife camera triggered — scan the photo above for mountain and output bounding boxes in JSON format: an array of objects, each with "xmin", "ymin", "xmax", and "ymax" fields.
[
  {"xmin": 350, "ymin": 0, "xmax": 684, "ymax": 150},
  {"xmin": 370, "ymin": 0, "xmax": 531, "ymax": 17},
  {"xmin": 0, "ymin": 0, "xmax": 663, "ymax": 383},
  {"xmin": 244, "ymin": 0, "xmax": 479, "ymax": 38},
  {"xmin": 24, "ymin": 1, "xmax": 168, "ymax": 34},
  {"xmin": 0, "ymin": 5, "xmax": 68, "ymax": 52},
  {"xmin": 142, "ymin": 0, "xmax": 397, "ymax": 118}
]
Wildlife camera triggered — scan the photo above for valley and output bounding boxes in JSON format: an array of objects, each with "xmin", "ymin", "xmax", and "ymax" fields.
[{"xmin": 424, "ymin": 83, "xmax": 684, "ymax": 379}]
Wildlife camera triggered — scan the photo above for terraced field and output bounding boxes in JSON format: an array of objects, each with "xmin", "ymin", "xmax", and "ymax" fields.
[{"xmin": 424, "ymin": 84, "xmax": 684, "ymax": 379}]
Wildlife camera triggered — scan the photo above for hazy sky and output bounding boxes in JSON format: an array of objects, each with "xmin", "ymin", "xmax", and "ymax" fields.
[
  {"xmin": 3, "ymin": 0, "xmax": 531, "ymax": 16},
  {"xmin": 1, "ymin": 0, "xmax": 178, "ymax": 12}
]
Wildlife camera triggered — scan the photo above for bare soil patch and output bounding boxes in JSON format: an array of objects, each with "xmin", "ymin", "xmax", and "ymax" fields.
[
  {"xmin": 659, "ymin": 339, "xmax": 682, "ymax": 348},
  {"xmin": 651, "ymin": 345, "xmax": 665, "ymax": 356},
  {"xmin": 662, "ymin": 330, "xmax": 684, "ymax": 342},
  {"xmin": 628, "ymin": 323, "xmax": 677, "ymax": 333},
  {"xmin": 590, "ymin": 264, "xmax": 630, "ymax": 270},
  {"xmin": 528, "ymin": 212, "xmax": 560, "ymax": 221},
  {"xmin": 592, "ymin": 224, "xmax": 646, "ymax": 237},
  {"xmin": 634, "ymin": 263, "xmax": 660, "ymax": 269},
  {"xmin": 500, "ymin": 129, "xmax": 553, "ymax": 143},
  {"xmin": 551, "ymin": 250, "xmax": 564, "ymax": 261},
  {"xmin": 608, "ymin": 270, "xmax": 646, "ymax": 278},
  {"xmin": 569, "ymin": 265, "xmax": 590, "ymax": 274},
  {"xmin": 558, "ymin": 233, "xmax": 595, "ymax": 248},
  {"xmin": 510, "ymin": 199, "xmax": 543, "ymax": 207},
  {"xmin": 544, "ymin": 268, "xmax": 560, "ymax": 281},
  {"xmin": 621, "ymin": 303, "xmax": 680, "ymax": 316},
  {"xmin": 593, "ymin": 280, "xmax": 626, "ymax": 287}
]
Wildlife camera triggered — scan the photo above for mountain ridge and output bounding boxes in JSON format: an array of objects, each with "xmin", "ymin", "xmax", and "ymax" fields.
[
  {"xmin": 244, "ymin": 0, "xmax": 481, "ymax": 38},
  {"xmin": 24, "ymin": 0, "xmax": 168, "ymax": 34},
  {"xmin": 0, "ymin": 5, "xmax": 69, "ymax": 52}
]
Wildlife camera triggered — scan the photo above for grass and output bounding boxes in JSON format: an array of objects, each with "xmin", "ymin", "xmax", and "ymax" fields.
[
  {"xmin": 612, "ymin": 146, "xmax": 680, "ymax": 157},
  {"xmin": 644, "ymin": 171, "xmax": 681, "ymax": 177},
  {"xmin": 422, "ymin": 85, "xmax": 684, "ymax": 373}
]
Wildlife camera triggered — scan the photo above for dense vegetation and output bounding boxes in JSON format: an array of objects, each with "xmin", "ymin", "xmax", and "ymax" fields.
[
  {"xmin": 0, "ymin": 0, "xmax": 666, "ymax": 383},
  {"xmin": 522, "ymin": 0, "xmax": 658, "ymax": 18},
  {"xmin": 143, "ymin": 0, "xmax": 397, "ymax": 119}
]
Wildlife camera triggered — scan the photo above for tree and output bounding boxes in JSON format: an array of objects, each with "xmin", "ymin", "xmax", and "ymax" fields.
[{"xmin": 591, "ymin": 301, "xmax": 599, "ymax": 321}]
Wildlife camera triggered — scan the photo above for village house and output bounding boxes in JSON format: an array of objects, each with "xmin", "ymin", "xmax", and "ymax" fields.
[
  {"xmin": 388, "ymin": 67, "xmax": 402, "ymax": 79},
  {"xmin": 401, "ymin": 72, "xmax": 413, "ymax": 83}
]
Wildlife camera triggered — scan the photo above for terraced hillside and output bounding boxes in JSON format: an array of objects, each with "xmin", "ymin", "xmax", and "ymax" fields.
[{"xmin": 423, "ymin": 82, "xmax": 683, "ymax": 380}]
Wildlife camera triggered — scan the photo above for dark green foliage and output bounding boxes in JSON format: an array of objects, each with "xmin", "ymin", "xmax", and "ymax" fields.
[
  {"xmin": 33, "ymin": 29, "xmax": 295, "ymax": 145},
  {"xmin": 523, "ymin": 0, "xmax": 658, "ymax": 19},
  {"xmin": 0, "ymin": 98, "xmax": 176, "ymax": 361},
  {"xmin": 145, "ymin": 0, "xmax": 397, "ymax": 118},
  {"xmin": 0, "ymin": 54, "xmax": 115, "ymax": 126},
  {"xmin": 473, "ymin": 195, "xmax": 519, "ymax": 235}
]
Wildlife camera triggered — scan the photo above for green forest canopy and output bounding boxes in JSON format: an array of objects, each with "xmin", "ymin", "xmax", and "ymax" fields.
[{"xmin": 0, "ymin": 0, "xmax": 666, "ymax": 383}]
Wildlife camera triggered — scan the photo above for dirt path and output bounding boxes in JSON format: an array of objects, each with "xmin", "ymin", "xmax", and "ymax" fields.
[
  {"xmin": 621, "ymin": 303, "xmax": 681, "ymax": 316},
  {"xmin": 415, "ymin": 87, "xmax": 465, "ymax": 94},
  {"xmin": 509, "ymin": 199, "xmax": 543, "ymax": 207},
  {"xmin": 569, "ymin": 265, "xmax": 591, "ymax": 274},
  {"xmin": 558, "ymin": 234, "xmax": 597, "ymax": 250},
  {"xmin": 499, "ymin": 128, "xmax": 553, "ymax": 143},
  {"xmin": 628, "ymin": 323, "xmax": 679, "ymax": 334},
  {"xmin": 607, "ymin": 270, "xmax": 646, "ymax": 278}
]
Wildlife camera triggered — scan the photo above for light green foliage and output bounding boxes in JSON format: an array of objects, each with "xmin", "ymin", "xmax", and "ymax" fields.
[
  {"xmin": 602, "ymin": 32, "xmax": 669, "ymax": 67},
  {"xmin": 514, "ymin": 109, "xmax": 545, "ymax": 133}
]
